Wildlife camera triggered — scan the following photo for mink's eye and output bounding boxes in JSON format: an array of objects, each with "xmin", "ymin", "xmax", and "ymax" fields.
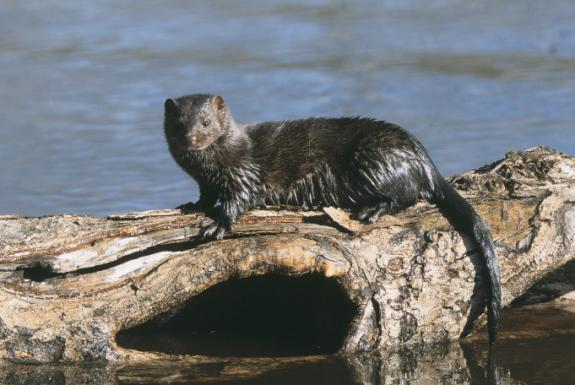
[{"xmin": 202, "ymin": 119, "xmax": 211, "ymax": 127}]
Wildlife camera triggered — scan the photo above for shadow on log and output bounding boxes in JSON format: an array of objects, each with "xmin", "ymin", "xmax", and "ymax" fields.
[{"xmin": 0, "ymin": 147, "xmax": 574, "ymax": 364}]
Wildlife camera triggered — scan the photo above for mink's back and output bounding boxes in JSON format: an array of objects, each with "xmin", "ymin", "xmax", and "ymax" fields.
[
  {"xmin": 249, "ymin": 118, "xmax": 424, "ymax": 172},
  {"xmin": 244, "ymin": 117, "xmax": 435, "ymax": 208}
]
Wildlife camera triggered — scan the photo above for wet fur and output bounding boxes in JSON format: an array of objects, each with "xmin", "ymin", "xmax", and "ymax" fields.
[{"xmin": 164, "ymin": 94, "xmax": 501, "ymax": 343}]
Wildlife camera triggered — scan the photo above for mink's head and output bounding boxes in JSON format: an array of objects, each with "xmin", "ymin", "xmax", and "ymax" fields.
[{"xmin": 164, "ymin": 94, "xmax": 232, "ymax": 152}]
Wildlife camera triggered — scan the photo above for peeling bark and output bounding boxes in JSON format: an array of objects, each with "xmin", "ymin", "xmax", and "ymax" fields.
[{"xmin": 0, "ymin": 146, "xmax": 574, "ymax": 363}]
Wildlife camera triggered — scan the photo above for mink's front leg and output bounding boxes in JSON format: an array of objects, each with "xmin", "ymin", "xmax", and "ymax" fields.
[{"xmin": 198, "ymin": 200, "xmax": 241, "ymax": 240}]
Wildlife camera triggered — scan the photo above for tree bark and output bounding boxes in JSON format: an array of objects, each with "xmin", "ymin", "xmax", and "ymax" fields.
[{"xmin": 0, "ymin": 146, "xmax": 574, "ymax": 363}]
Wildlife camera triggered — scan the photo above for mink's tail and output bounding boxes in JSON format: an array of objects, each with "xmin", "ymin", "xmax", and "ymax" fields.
[{"xmin": 432, "ymin": 176, "xmax": 501, "ymax": 344}]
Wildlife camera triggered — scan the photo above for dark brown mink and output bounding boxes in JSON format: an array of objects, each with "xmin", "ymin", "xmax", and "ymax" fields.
[{"xmin": 163, "ymin": 93, "xmax": 501, "ymax": 344}]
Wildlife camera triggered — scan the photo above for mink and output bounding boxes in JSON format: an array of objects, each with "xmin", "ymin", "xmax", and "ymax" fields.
[{"xmin": 163, "ymin": 93, "xmax": 501, "ymax": 343}]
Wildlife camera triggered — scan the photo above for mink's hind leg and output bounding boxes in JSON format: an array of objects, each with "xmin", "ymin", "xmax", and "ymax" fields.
[{"xmin": 352, "ymin": 200, "xmax": 401, "ymax": 224}]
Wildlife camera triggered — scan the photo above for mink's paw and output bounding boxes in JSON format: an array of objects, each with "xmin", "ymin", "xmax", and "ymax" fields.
[
  {"xmin": 176, "ymin": 201, "xmax": 199, "ymax": 214},
  {"xmin": 198, "ymin": 220, "xmax": 229, "ymax": 240},
  {"xmin": 352, "ymin": 201, "xmax": 398, "ymax": 224},
  {"xmin": 178, "ymin": 200, "xmax": 217, "ymax": 217},
  {"xmin": 352, "ymin": 204, "xmax": 384, "ymax": 224}
]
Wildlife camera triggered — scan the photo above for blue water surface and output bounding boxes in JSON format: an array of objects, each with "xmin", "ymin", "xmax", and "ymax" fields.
[{"xmin": 0, "ymin": 0, "xmax": 574, "ymax": 216}]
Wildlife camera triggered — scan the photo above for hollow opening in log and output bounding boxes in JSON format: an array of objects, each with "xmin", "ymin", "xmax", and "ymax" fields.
[{"xmin": 116, "ymin": 273, "xmax": 357, "ymax": 357}]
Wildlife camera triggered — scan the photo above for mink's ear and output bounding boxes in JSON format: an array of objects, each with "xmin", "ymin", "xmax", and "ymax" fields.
[
  {"xmin": 211, "ymin": 95, "xmax": 226, "ymax": 112},
  {"xmin": 164, "ymin": 98, "xmax": 179, "ymax": 114}
]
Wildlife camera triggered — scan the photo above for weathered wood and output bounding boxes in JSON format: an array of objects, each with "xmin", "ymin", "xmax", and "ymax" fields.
[{"xmin": 0, "ymin": 146, "xmax": 574, "ymax": 363}]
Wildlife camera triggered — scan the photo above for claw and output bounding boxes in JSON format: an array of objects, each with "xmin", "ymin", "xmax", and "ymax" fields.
[
  {"xmin": 213, "ymin": 225, "xmax": 227, "ymax": 240},
  {"xmin": 199, "ymin": 222, "xmax": 217, "ymax": 239},
  {"xmin": 198, "ymin": 219, "xmax": 230, "ymax": 240}
]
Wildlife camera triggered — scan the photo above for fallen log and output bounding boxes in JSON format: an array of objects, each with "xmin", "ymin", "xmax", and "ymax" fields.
[{"xmin": 0, "ymin": 146, "xmax": 573, "ymax": 363}]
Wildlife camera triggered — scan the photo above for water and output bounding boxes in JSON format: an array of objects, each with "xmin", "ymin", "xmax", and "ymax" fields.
[
  {"xmin": 1, "ymin": 335, "xmax": 575, "ymax": 384},
  {"xmin": 0, "ymin": 0, "xmax": 574, "ymax": 216},
  {"xmin": 1, "ymin": 1, "xmax": 575, "ymax": 383}
]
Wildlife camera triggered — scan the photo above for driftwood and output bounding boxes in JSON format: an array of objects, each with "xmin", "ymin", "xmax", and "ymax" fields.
[{"xmin": 0, "ymin": 147, "xmax": 574, "ymax": 364}]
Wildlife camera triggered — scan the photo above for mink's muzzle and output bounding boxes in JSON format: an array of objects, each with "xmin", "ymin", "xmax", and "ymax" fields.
[{"xmin": 184, "ymin": 131, "xmax": 213, "ymax": 150}]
